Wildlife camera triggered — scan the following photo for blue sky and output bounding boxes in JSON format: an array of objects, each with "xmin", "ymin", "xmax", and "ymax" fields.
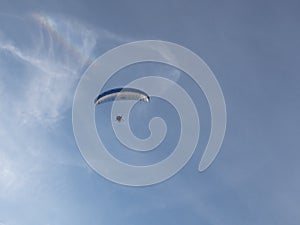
[{"xmin": 1, "ymin": 0, "xmax": 300, "ymax": 224}]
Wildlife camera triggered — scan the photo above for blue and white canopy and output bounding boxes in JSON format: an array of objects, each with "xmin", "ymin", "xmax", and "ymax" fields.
[{"xmin": 94, "ymin": 88, "xmax": 150, "ymax": 105}]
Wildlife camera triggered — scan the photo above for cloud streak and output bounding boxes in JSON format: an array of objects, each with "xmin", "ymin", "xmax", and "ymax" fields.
[
  {"xmin": 0, "ymin": 13, "xmax": 130, "ymax": 127},
  {"xmin": 0, "ymin": 12, "xmax": 129, "ymax": 199},
  {"xmin": 1, "ymin": 17, "xmax": 94, "ymax": 126}
]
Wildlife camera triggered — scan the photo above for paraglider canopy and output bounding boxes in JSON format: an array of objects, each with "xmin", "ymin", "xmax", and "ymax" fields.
[{"xmin": 94, "ymin": 88, "xmax": 150, "ymax": 105}]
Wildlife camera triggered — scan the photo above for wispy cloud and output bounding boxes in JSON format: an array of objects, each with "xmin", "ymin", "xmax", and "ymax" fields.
[
  {"xmin": 0, "ymin": 152, "xmax": 18, "ymax": 194},
  {"xmin": 0, "ymin": 13, "xmax": 129, "ymax": 198},
  {"xmin": 0, "ymin": 13, "xmax": 130, "ymax": 127},
  {"xmin": 1, "ymin": 19, "xmax": 93, "ymax": 126}
]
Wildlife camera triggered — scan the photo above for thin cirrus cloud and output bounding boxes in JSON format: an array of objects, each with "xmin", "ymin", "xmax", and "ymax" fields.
[
  {"xmin": 1, "ymin": 14, "xmax": 95, "ymax": 126},
  {"xmin": 0, "ymin": 13, "xmax": 129, "ymax": 197},
  {"xmin": 0, "ymin": 13, "xmax": 133, "ymax": 127}
]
